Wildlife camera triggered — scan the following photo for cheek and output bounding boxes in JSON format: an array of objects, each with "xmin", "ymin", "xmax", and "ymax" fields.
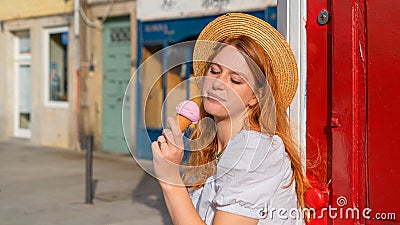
[
  {"xmin": 201, "ymin": 77, "xmax": 213, "ymax": 93},
  {"xmin": 239, "ymin": 85, "xmax": 255, "ymax": 104},
  {"xmin": 241, "ymin": 92, "xmax": 254, "ymax": 106},
  {"xmin": 227, "ymin": 87, "xmax": 253, "ymax": 105}
]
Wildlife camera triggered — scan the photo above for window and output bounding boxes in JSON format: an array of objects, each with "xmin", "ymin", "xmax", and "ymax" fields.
[
  {"xmin": 18, "ymin": 30, "xmax": 31, "ymax": 55},
  {"xmin": 13, "ymin": 30, "xmax": 32, "ymax": 138},
  {"xmin": 44, "ymin": 27, "xmax": 69, "ymax": 107}
]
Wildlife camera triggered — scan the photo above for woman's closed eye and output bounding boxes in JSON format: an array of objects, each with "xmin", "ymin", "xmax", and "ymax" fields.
[
  {"xmin": 208, "ymin": 64, "xmax": 245, "ymax": 85},
  {"xmin": 230, "ymin": 78, "xmax": 242, "ymax": 85},
  {"xmin": 209, "ymin": 64, "xmax": 221, "ymax": 75},
  {"xmin": 210, "ymin": 69, "xmax": 220, "ymax": 75}
]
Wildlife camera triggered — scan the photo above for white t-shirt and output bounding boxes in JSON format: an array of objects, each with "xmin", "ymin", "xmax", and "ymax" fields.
[{"xmin": 188, "ymin": 130, "xmax": 303, "ymax": 225}]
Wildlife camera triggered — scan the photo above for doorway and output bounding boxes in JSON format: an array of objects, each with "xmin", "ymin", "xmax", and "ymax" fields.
[{"xmin": 101, "ymin": 16, "xmax": 131, "ymax": 153}]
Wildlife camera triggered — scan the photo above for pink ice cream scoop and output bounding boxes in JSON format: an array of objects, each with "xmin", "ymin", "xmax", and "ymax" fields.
[{"xmin": 175, "ymin": 100, "xmax": 200, "ymax": 132}]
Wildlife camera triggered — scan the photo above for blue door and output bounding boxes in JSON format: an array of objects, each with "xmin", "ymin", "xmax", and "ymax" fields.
[{"xmin": 135, "ymin": 41, "xmax": 195, "ymax": 159}]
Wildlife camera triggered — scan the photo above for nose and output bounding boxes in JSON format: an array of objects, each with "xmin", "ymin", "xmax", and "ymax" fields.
[{"xmin": 212, "ymin": 74, "xmax": 228, "ymax": 90}]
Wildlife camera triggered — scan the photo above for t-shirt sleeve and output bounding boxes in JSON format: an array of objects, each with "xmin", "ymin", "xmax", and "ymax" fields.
[{"xmin": 212, "ymin": 135, "xmax": 287, "ymax": 219}]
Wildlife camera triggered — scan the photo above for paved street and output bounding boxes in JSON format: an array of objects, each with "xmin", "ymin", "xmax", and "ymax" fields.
[{"xmin": 0, "ymin": 140, "xmax": 173, "ymax": 225}]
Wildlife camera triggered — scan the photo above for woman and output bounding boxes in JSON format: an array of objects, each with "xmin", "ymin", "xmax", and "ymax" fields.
[{"xmin": 151, "ymin": 13, "xmax": 309, "ymax": 225}]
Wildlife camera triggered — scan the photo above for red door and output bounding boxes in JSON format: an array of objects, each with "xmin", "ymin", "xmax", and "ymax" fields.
[
  {"xmin": 364, "ymin": 1, "xmax": 400, "ymax": 223},
  {"xmin": 307, "ymin": 0, "xmax": 400, "ymax": 224}
]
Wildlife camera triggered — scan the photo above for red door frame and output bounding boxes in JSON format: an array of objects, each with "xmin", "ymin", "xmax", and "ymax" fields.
[
  {"xmin": 330, "ymin": 0, "xmax": 368, "ymax": 224},
  {"xmin": 307, "ymin": 0, "xmax": 368, "ymax": 224},
  {"xmin": 307, "ymin": 0, "xmax": 369, "ymax": 224},
  {"xmin": 306, "ymin": 0, "xmax": 331, "ymax": 223},
  {"xmin": 306, "ymin": 0, "xmax": 330, "ymax": 185}
]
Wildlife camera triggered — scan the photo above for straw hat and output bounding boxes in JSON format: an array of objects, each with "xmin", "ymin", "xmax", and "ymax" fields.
[{"xmin": 192, "ymin": 13, "xmax": 298, "ymax": 110}]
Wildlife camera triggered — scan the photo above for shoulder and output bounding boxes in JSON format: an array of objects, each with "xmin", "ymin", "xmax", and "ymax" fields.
[
  {"xmin": 227, "ymin": 130, "xmax": 284, "ymax": 151},
  {"xmin": 217, "ymin": 130, "xmax": 287, "ymax": 175},
  {"xmin": 212, "ymin": 131, "xmax": 294, "ymax": 215}
]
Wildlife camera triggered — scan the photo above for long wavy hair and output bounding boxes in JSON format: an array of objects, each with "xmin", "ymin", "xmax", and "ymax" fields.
[{"xmin": 183, "ymin": 35, "xmax": 310, "ymax": 212}]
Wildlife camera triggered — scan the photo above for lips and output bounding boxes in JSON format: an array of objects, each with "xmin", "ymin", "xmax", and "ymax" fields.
[{"xmin": 207, "ymin": 92, "xmax": 225, "ymax": 102}]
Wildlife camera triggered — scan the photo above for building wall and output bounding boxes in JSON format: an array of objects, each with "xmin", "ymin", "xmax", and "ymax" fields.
[
  {"xmin": 0, "ymin": 29, "xmax": 14, "ymax": 141},
  {"xmin": 79, "ymin": 0, "xmax": 136, "ymax": 151},
  {"xmin": 0, "ymin": 0, "xmax": 73, "ymax": 21},
  {"xmin": 0, "ymin": 0, "xmax": 138, "ymax": 151},
  {"xmin": 0, "ymin": 32, "xmax": 4, "ymax": 141},
  {"xmin": 0, "ymin": 14, "xmax": 78, "ymax": 149}
]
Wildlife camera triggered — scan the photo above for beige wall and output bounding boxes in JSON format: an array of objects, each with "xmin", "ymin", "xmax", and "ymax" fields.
[
  {"xmin": 0, "ymin": 15, "xmax": 78, "ymax": 149},
  {"xmin": 0, "ymin": 0, "xmax": 73, "ymax": 21},
  {"xmin": 0, "ymin": 31, "xmax": 4, "ymax": 141},
  {"xmin": 0, "ymin": 30, "xmax": 15, "ymax": 141},
  {"xmin": 81, "ymin": 0, "xmax": 136, "ymax": 150}
]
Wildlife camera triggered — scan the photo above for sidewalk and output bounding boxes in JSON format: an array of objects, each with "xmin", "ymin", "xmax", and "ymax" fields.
[{"xmin": 0, "ymin": 140, "xmax": 173, "ymax": 225}]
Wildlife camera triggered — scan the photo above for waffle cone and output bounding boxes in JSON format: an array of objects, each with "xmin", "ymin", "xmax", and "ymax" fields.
[{"xmin": 176, "ymin": 115, "xmax": 192, "ymax": 132}]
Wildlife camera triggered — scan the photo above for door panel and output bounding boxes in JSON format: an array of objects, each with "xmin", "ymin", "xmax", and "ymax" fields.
[
  {"xmin": 366, "ymin": 0, "xmax": 400, "ymax": 223},
  {"xmin": 331, "ymin": 0, "xmax": 400, "ymax": 224},
  {"xmin": 17, "ymin": 65, "xmax": 32, "ymax": 135},
  {"xmin": 102, "ymin": 17, "xmax": 131, "ymax": 153}
]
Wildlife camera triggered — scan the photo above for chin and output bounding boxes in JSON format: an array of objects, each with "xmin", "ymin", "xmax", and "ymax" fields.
[{"xmin": 204, "ymin": 101, "xmax": 228, "ymax": 118}]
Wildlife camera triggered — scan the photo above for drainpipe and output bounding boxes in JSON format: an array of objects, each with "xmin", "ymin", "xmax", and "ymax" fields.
[
  {"xmin": 74, "ymin": 0, "xmax": 81, "ymax": 150},
  {"xmin": 74, "ymin": 0, "xmax": 79, "ymax": 38},
  {"xmin": 75, "ymin": 0, "xmax": 93, "ymax": 204}
]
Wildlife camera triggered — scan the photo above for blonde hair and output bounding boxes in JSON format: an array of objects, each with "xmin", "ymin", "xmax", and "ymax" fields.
[{"xmin": 183, "ymin": 35, "xmax": 310, "ymax": 212}]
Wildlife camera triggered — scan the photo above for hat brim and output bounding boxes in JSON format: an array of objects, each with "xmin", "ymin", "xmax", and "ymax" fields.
[{"xmin": 192, "ymin": 13, "xmax": 298, "ymax": 110}]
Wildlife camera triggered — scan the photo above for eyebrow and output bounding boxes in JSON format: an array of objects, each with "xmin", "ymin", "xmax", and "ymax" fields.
[{"xmin": 210, "ymin": 63, "xmax": 250, "ymax": 81}]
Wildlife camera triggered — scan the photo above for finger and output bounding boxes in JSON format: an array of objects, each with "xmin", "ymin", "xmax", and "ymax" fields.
[
  {"xmin": 153, "ymin": 140, "xmax": 176, "ymax": 166},
  {"xmin": 163, "ymin": 129, "xmax": 183, "ymax": 150},
  {"xmin": 158, "ymin": 140, "xmax": 169, "ymax": 152},
  {"xmin": 157, "ymin": 135, "xmax": 166, "ymax": 142},
  {"xmin": 157, "ymin": 135, "xmax": 167, "ymax": 149},
  {"xmin": 151, "ymin": 141, "xmax": 161, "ymax": 155},
  {"xmin": 152, "ymin": 141, "xmax": 171, "ymax": 161},
  {"xmin": 167, "ymin": 117, "xmax": 184, "ymax": 147},
  {"xmin": 167, "ymin": 116, "xmax": 181, "ymax": 134},
  {"xmin": 163, "ymin": 129, "xmax": 174, "ymax": 145}
]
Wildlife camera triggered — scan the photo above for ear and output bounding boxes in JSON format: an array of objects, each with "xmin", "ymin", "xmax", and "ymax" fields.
[{"xmin": 248, "ymin": 97, "xmax": 257, "ymax": 107}]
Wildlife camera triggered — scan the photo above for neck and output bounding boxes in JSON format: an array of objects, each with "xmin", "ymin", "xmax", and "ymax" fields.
[{"xmin": 215, "ymin": 115, "xmax": 244, "ymax": 153}]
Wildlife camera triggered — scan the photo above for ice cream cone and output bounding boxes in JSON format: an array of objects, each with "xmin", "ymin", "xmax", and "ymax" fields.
[
  {"xmin": 175, "ymin": 100, "xmax": 200, "ymax": 132},
  {"xmin": 176, "ymin": 115, "xmax": 192, "ymax": 132}
]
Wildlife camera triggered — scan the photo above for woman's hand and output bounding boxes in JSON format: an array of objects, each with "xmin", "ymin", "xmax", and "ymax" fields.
[{"xmin": 151, "ymin": 117, "xmax": 185, "ymax": 187}]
